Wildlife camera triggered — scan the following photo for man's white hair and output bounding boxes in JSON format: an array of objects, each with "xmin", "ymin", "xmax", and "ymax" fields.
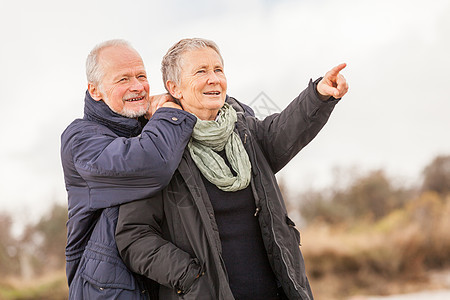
[{"xmin": 86, "ymin": 39, "xmax": 134, "ymax": 85}]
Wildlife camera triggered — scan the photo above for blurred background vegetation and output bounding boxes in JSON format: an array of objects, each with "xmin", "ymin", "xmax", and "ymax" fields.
[{"xmin": 0, "ymin": 154, "xmax": 449, "ymax": 300}]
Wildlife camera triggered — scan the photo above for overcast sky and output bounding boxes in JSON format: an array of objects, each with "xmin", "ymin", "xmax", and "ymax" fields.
[{"xmin": 1, "ymin": 0, "xmax": 449, "ymax": 228}]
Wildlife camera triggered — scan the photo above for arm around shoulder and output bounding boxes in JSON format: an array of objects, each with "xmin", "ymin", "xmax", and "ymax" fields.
[{"xmin": 61, "ymin": 108, "xmax": 196, "ymax": 209}]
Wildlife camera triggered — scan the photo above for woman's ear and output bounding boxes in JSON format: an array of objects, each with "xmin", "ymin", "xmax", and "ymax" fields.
[
  {"xmin": 88, "ymin": 83, "xmax": 103, "ymax": 101},
  {"xmin": 166, "ymin": 80, "xmax": 182, "ymax": 99}
]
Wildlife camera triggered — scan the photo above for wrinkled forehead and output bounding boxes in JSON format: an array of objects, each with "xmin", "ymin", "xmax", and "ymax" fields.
[{"xmin": 99, "ymin": 46, "xmax": 146, "ymax": 79}]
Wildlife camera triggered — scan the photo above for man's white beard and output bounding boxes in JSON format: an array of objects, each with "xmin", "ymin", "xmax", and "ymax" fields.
[
  {"xmin": 120, "ymin": 102, "xmax": 149, "ymax": 118},
  {"xmin": 102, "ymin": 90, "xmax": 149, "ymax": 118}
]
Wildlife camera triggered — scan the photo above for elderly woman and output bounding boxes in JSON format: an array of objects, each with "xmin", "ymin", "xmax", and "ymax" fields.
[{"xmin": 116, "ymin": 38, "xmax": 348, "ymax": 300}]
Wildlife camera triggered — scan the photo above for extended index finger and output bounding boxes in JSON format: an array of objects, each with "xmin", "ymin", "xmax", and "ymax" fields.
[{"xmin": 328, "ymin": 63, "xmax": 347, "ymax": 77}]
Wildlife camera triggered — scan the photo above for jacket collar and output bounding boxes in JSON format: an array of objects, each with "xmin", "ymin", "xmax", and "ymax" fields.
[{"xmin": 83, "ymin": 90, "xmax": 146, "ymax": 138}]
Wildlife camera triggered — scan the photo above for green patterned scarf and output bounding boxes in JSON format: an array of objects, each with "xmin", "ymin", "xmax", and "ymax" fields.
[{"xmin": 188, "ymin": 103, "xmax": 251, "ymax": 192}]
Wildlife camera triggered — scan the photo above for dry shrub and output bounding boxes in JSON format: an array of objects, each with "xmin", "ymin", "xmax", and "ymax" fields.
[
  {"xmin": 403, "ymin": 192, "xmax": 450, "ymax": 269},
  {"xmin": 301, "ymin": 192, "xmax": 450, "ymax": 298}
]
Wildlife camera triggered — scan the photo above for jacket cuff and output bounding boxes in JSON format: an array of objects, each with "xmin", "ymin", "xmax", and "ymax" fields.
[{"xmin": 176, "ymin": 259, "xmax": 202, "ymax": 295}]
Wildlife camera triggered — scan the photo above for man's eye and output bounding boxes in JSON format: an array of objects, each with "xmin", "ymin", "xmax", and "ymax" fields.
[
  {"xmin": 215, "ymin": 68, "xmax": 223, "ymax": 73},
  {"xmin": 138, "ymin": 75, "xmax": 147, "ymax": 79},
  {"xmin": 119, "ymin": 78, "xmax": 127, "ymax": 82},
  {"xmin": 196, "ymin": 70, "xmax": 206, "ymax": 74}
]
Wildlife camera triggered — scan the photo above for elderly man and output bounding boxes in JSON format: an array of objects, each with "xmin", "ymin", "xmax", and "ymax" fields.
[
  {"xmin": 60, "ymin": 39, "xmax": 196, "ymax": 299},
  {"xmin": 116, "ymin": 38, "xmax": 348, "ymax": 300}
]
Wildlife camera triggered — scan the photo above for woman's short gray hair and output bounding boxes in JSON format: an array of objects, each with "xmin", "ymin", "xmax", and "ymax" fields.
[
  {"xmin": 161, "ymin": 38, "xmax": 223, "ymax": 92},
  {"xmin": 86, "ymin": 39, "xmax": 133, "ymax": 85}
]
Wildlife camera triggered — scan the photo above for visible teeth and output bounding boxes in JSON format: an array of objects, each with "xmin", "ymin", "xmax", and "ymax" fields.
[
  {"xmin": 205, "ymin": 92, "xmax": 220, "ymax": 95},
  {"xmin": 126, "ymin": 97, "xmax": 143, "ymax": 102}
]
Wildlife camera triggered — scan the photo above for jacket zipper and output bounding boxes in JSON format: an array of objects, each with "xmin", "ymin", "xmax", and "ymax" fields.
[{"xmin": 243, "ymin": 132, "xmax": 260, "ymax": 218}]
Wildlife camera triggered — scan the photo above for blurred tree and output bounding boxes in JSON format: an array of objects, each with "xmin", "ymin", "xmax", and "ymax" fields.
[
  {"xmin": 299, "ymin": 170, "xmax": 411, "ymax": 224},
  {"xmin": 21, "ymin": 203, "xmax": 67, "ymax": 274},
  {"xmin": 334, "ymin": 170, "xmax": 401, "ymax": 220},
  {"xmin": 0, "ymin": 213, "xmax": 20, "ymax": 277},
  {"xmin": 422, "ymin": 154, "xmax": 450, "ymax": 196},
  {"xmin": 299, "ymin": 189, "xmax": 349, "ymax": 224}
]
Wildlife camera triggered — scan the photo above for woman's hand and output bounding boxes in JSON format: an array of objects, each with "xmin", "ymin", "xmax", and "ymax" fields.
[{"xmin": 317, "ymin": 63, "xmax": 349, "ymax": 100}]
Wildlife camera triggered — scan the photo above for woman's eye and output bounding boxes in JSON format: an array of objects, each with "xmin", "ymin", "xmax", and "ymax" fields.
[
  {"xmin": 196, "ymin": 70, "xmax": 206, "ymax": 74},
  {"xmin": 119, "ymin": 78, "xmax": 127, "ymax": 82},
  {"xmin": 215, "ymin": 68, "xmax": 223, "ymax": 73}
]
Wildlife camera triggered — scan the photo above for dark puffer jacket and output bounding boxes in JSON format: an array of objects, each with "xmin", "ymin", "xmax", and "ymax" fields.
[
  {"xmin": 116, "ymin": 79, "xmax": 339, "ymax": 299},
  {"xmin": 60, "ymin": 91, "xmax": 196, "ymax": 299}
]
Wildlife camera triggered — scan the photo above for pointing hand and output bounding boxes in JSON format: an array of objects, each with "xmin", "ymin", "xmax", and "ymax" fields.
[{"xmin": 317, "ymin": 63, "xmax": 349, "ymax": 100}]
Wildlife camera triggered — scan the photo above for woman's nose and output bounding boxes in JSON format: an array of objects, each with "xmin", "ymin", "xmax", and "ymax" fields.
[{"xmin": 207, "ymin": 71, "xmax": 220, "ymax": 84}]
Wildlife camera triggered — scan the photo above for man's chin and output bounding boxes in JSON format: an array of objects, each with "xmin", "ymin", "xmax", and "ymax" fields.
[
  {"xmin": 119, "ymin": 102, "xmax": 150, "ymax": 119},
  {"xmin": 119, "ymin": 107, "xmax": 148, "ymax": 119}
]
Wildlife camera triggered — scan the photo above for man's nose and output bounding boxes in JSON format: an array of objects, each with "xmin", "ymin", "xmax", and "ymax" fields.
[{"xmin": 129, "ymin": 77, "xmax": 145, "ymax": 92}]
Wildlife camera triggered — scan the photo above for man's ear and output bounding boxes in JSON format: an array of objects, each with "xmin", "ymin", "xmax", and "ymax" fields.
[
  {"xmin": 88, "ymin": 83, "xmax": 103, "ymax": 101},
  {"xmin": 166, "ymin": 80, "xmax": 182, "ymax": 100}
]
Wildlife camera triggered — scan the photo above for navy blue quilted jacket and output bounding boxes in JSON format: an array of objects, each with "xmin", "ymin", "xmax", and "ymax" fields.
[{"xmin": 60, "ymin": 91, "xmax": 196, "ymax": 299}]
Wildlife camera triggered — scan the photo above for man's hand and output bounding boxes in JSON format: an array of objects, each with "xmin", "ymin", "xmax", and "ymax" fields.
[
  {"xmin": 317, "ymin": 63, "xmax": 349, "ymax": 101},
  {"xmin": 146, "ymin": 93, "xmax": 182, "ymax": 119}
]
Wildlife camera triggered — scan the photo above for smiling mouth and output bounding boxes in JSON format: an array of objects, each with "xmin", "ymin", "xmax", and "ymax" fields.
[
  {"xmin": 124, "ymin": 96, "xmax": 145, "ymax": 102},
  {"xmin": 203, "ymin": 91, "xmax": 220, "ymax": 96}
]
